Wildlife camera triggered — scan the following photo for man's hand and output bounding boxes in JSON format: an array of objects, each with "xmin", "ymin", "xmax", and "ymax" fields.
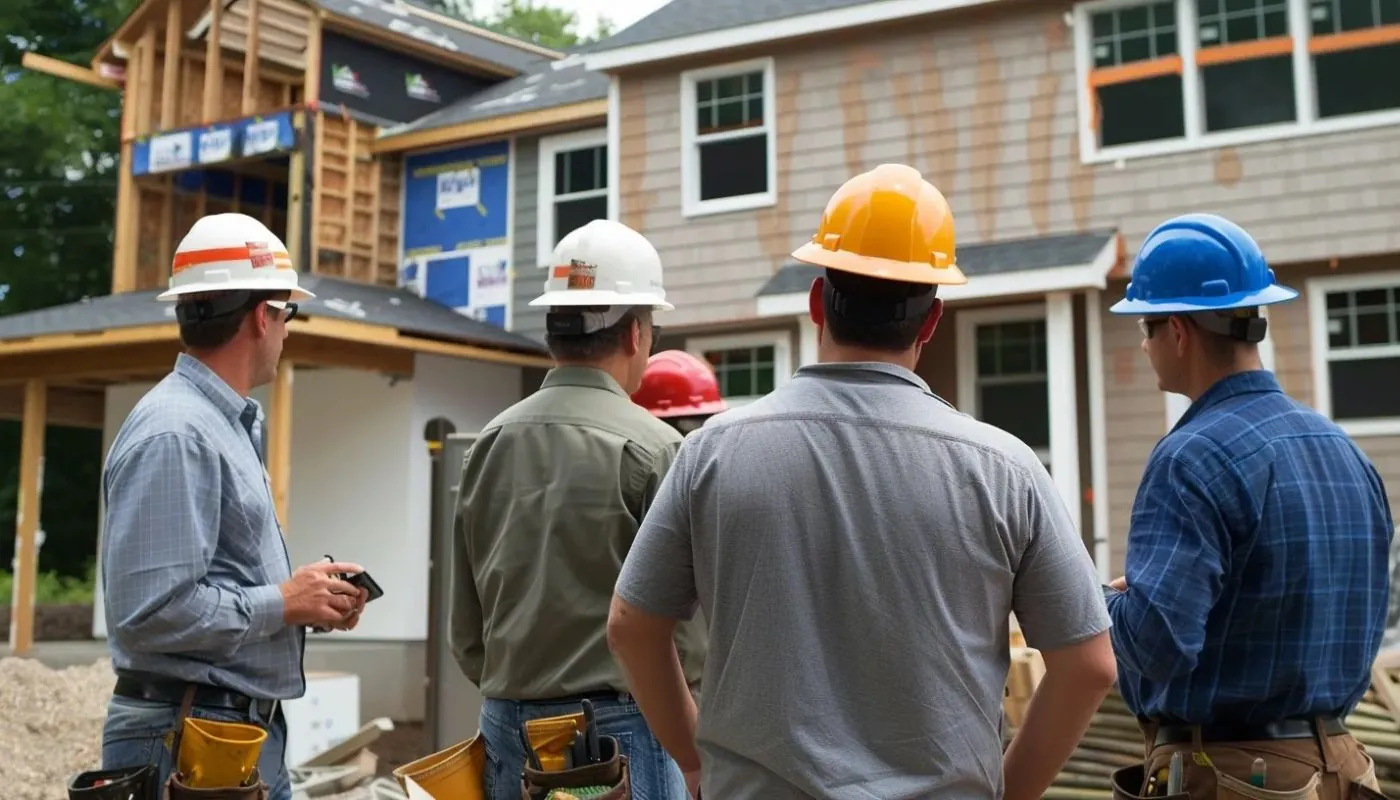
[
  {"xmin": 280, "ymin": 561, "xmax": 364, "ymax": 627},
  {"xmin": 1108, "ymin": 576, "xmax": 1127, "ymax": 591},
  {"xmin": 683, "ymin": 767, "xmax": 701, "ymax": 798},
  {"xmin": 326, "ymin": 586, "xmax": 371, "ymax": 631}
]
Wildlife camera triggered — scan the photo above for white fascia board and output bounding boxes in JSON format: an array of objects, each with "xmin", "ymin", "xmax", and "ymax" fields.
[
  {"xmin": 756, "ymin": 233, "xmax": 1122, "ymax": 317},
  {"xmin": 583, "ymin": 0, "xmax": 1006, "ymax": 71}
]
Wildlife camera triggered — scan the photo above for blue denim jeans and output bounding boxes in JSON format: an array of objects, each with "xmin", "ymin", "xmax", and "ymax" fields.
[
  {"xmin": 100, "ymin": 694, "xmax": 291, "ymax": 800},
  {"xmin": 479, "ymin": 694, "xmax": 687, "ymax": 800}
]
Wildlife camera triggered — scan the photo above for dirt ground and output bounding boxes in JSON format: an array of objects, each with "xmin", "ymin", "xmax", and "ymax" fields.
[{"xmin": 369, "ymin": 720, "xmax": 428, "ymax": 776}]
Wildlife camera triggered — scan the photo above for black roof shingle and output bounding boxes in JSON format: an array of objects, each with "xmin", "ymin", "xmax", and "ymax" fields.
[
  {"xmin": 589, "ymin": 0, "xmax": 879, "ymax": 53},
  {"xmin": 314, "ymin": 0, "xmax": 549, "ymax": 73},
  {"xmin": 381, "ymin": 55, "xmax": 608, "ymax": 137},
  {"xmin": 756, "ymin": 229, "xmax": 1119, "ymax": 296},
  {"xmin": 0, "ymin": 274, "xmax": 547, "ymax": 357}
]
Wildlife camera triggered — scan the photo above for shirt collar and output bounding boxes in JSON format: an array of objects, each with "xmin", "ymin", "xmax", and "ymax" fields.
[
  {"xmin": 794, "ymin": 361, "xmax": 939, "ymax": 396},
  {"xmin": 174, "ymin": 353, "xmax": 261, "ymax": 430},
  {"xmin": 541, "ymin": 366, "xmax": 629, "ymax": 397},
  {"xmin": 1173, "ymin": 369, "xmax": 1283, "ymax": 430}
]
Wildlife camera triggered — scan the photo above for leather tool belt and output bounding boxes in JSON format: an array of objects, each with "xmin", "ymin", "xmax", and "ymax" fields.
[{"xmin": 1153, "ymin": 716, "xmax": 1348, "ymax": 747}]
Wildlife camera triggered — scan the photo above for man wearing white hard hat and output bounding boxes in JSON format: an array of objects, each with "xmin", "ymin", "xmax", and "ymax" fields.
[
  {"xmin": 452, "ymin": 219, "xmax": 704, "ymax": 800},
  {"xmin": 98, "ymin": 213, "xmax": 370, "ymax": 800}
]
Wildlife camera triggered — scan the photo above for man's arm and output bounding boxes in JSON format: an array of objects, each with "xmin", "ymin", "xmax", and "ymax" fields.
[
  {"xmin": 450, "ymin": 445, "xmax": 488, "ymax": 687},
  {"xmin": 609, "ymin": 442, "xmax": 701, "ymax": 776},
  {"xmin": 1004, "ymin": 462, "xmax": 1117, "ymax": 800},
  {"xmin": 1105, "ymin": 454, "xmax": 1227, "ymax": 683},
  {"xmin": 102, "ymin": 432, "xmax": 284, "ymax": 657}
]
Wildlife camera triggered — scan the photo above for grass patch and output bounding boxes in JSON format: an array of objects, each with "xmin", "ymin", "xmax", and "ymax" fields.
[{"xmin": 0, "ymin": 563, "xmax": 96, "ymax": 605}]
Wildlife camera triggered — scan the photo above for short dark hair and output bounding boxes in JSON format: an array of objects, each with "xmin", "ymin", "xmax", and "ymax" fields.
[
  {"xmin": 546, "ymin": 308, "xmax": 650, "ymax": 362},
  {"xmin": 177, "ymin": 290, "xmax": 279, "ymax": 350},
  {"xmin": 821, "ymin": 269, "xmax": 936, "ymax": 352}
]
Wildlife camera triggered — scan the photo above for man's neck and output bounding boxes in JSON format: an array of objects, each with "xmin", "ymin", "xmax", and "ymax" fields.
[
  {"xmin": 1183, "ymin": 357, "xmax": 1264, "ymax": 402},
  {"xmin": 188, "ymin": 350, "xmax": 253, "ymax": 397},
  {"xmin": 554, "ymin": 357, "xmax": 630, "ymax": 389},
  {"xmin": 817, "ymin": 342, "xmax": 920, "ymax": 372}
]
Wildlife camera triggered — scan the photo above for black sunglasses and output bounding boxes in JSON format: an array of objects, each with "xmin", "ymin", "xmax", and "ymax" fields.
[{"xmin": 267, "ymin": 300, "xmax": 299, "ymax": 322}]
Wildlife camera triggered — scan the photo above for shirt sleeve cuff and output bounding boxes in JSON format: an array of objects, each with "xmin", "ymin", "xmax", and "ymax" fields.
[{"xmin": 245, "ymin": 584, "xmax": 286, "ymax": 641}]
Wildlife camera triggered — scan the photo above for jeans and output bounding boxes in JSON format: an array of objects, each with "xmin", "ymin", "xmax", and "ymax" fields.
[
  {"xmin": 100, "ymin": 694, "xmax": 292, "ymax": 800},
  {"xmin": 479, "ymin": 694, "xmax": 687, "ymax": 800}
]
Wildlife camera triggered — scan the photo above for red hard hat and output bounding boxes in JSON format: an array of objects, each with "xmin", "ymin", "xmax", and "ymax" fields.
[{"xmin": 631, "ymin": 350, "xmax": 728, "ymax": 419}]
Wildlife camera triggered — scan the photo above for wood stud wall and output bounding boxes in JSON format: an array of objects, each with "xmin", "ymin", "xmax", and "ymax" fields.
[{"xmin": 115, "ymin": 0, "xmax": 401, "ymax": 293}]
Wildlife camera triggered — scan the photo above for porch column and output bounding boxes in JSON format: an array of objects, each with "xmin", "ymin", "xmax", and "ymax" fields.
[
  {"xmin": 10, "ymin": 380, "xmax": 47, "ymax": 655},
  {"xmin": 266, "ymin": 362, "xmax": 294, "ymax": 531},
  {"xmin": 1083, "ymin": 289, "xmax": 1111, "ymax": 581},
  {"xmin": 1045, "ymin": 292, "xmax": 1082, "ymax": 534}
]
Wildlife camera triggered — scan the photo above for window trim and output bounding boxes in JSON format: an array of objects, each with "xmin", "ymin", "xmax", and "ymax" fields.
[
  {"xmin": 536, "ymin": 127, "xmax": 610, "ymax": 268},
  {"xmin": 684, "ymin": 330, "xmax": 793, "ymax": 407},
  {"xmin": 1072, "ymin": 0, "xmax": 1400, "ymax": 165},
  {"xmin": 955, "ymin": 303, "xmax": 1053, "ymax": 466},
  {"xmin": 1306, "ymin": 269, "xmax": 1400, "ymax": 437},
  {"xmin": 678, "ymin": 57, "xmax": 779, "ymax": 219}
]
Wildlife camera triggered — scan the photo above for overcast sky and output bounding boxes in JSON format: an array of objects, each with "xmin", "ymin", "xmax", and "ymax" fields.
[{"xmin": 474, "ymin": 0, "xmax": 672, "ymax": 39}]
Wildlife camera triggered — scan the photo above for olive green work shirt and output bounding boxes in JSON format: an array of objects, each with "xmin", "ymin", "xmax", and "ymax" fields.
[{"xmin": 450, "ymin": 366, "xmax": 708, "ymax": 701}]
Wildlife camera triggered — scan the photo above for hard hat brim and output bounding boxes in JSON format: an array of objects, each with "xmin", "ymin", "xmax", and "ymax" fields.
[
  {"xmin": 1108, "ymin": 281, "xmax": 1298, "ymax": 315},
  {"xmin": 528, "ymin": 289, "xmax": 674, "ymax": 311},
  {"xmin": 791, "ymin": 242, "xmax": 967, "ymax": 286},
  {"xmin": 653, "ymin": 399, "xmax": 728, "ymax": 419},
  {"xmin": 157, "ymin": 280, "xmax": 315, "ymax": 302}
]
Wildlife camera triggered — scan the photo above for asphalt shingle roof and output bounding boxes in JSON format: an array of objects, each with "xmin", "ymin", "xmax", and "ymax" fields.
[
  {"xmin": 0, "ymin": 274, "xmax": 547, "ymax": 356},
  {"xmin": 382, "ymin": 55, "xmax": 608, "ymax": 136},
  {"xmin": 756, "ymin": 229, "xmax": 1119, "ymax": 296},
  {"xmin": 314, "ymin": 0, "xmax": 547, "ymax": 73},
  {"xmin": 588, "ymin": 0, "xmax": 878, "ymax": 52}
]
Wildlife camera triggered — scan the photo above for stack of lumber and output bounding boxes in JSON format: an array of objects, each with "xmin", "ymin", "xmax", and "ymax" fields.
[{"xmin": 1004, "ymin": 673, "xmax": 1400, "ymax": 799}]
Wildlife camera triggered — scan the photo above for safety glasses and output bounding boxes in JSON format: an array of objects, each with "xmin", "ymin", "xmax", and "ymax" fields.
[
  {"xmin": 266, "ymin": 300, "xmax": 299, "ymax": 322},
  {"xmin": 1137, "ymin": 317, "xmax": 1167, "ymax": 338}
]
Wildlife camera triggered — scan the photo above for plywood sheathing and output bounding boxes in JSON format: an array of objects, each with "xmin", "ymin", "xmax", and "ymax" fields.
[{"xmin": 755, "ymin": 67, "xmax": 801, "ymax": 271}]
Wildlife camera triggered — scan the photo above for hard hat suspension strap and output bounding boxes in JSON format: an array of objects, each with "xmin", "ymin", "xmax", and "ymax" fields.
[
  {"xmin": 822, "ymin": 275, "xmax": 935, "ymax": 325},
  {"xmin": 174, "ymin": 290, "xmax": 257, "ymax": 325},
  {"xmin": 1189, "ymin": 309, "xmax": 1268, "ymax": 343}
]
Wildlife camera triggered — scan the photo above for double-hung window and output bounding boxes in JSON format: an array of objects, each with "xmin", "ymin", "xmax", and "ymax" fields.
[
  {"xmin": 537, "ymin": 128, "xmax": 609, "ymax": 267},
  {"xmin": 678, "ymin": 57, "xmax": 778, "ymax": 218},
  {"xmin": 1075, "ymin": 0, "xmax": 1400, "ymax": 161},
  {"xmin": 1307, "ymin": 270, "xmax": 1400, "ymax": 436}
]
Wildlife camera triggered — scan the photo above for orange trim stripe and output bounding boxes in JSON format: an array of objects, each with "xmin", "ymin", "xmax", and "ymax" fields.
[
  {"xmin": 1196, "ymin": 35, "xmax": 1292, "ymax": 66},
  {"xmin": 1309, "ymin": 23, "xmax": 1400, "ymax": 54},
  {"xmin": 1089, "ymin": 54, "xmax": 1182, "ymax": 88},
  {"xmin": 171, "ymin": 244, "xmax": 291, "ymax": 275},
  {"xmin": 552, "ymin": 265, "xmax": 570, "ymax": 279}
]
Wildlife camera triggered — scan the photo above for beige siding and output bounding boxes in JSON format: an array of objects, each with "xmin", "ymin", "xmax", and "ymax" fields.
[{"xmin": 616, "ymin": 7, "xmax": 1400, "ymax": 329}]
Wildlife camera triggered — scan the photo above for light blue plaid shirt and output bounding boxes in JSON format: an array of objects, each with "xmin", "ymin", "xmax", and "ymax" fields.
[{"xmin": 101, "ymin": 353, "xmax": 304, "ymax": 700}]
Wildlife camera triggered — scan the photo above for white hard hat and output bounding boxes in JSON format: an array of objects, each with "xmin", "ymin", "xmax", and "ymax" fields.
[
  {"xmin": 528, "ymin": 219, "xmax": 672, "ymax": 310},
  {"xmin": 157, "ymin": 213, "xmax": 314, "ymax": 301}
]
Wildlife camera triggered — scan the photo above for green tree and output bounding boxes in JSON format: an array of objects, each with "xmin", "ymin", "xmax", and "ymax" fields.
[
  {"xmin": 422, "ymin": 0, "xmax": 615, "ymax": 49},
  {"xmin": 0, "ymin": 0, "xmax": 136, "ymax": 581}
]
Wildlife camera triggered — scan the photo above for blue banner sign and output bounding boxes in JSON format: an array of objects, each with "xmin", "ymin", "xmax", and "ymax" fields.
[{"xmin": 131, "ymin": 110, "xmax": 298, "ymax": 177}]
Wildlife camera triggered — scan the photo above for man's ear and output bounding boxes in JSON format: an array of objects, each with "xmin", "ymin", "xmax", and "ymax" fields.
[
  {"xmin": 808, "ymin": 277, "xmax": 826, "ymax": 328},
  {"xmin": 1168, "ymin": 315, "xmax": 1191, "ymax": 358},
  {"xmin": 249, "ymin": 303, "xmax": 269, "ymax": 339},
  {"xmin": 625, "ymin": 316, "xmax": 643, "ymax": 356},
  {"xmin": 917, "ymin": 298, "xmax": 944, "ymax": 345}
]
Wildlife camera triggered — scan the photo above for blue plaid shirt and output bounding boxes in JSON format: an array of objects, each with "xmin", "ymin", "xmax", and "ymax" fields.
[
  {"xmin": 101, "ymin": 353, "xmax": 303, "ymax": 700},
  {"xmin": 1107, "ymin": 370, "xmax": 1393, "ymax": 724}
]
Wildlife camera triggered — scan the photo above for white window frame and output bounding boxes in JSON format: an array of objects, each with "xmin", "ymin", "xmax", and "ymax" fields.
[
  {"xmin": 536, "ymin": 127, "xmax": 611, "ymax": 268},
  {"xmin": 1072, "ymin": 0, "xmax": 1400, "ymax": 165},
  {"xmin": 1306, "ymin": 269, "xmax": 1400, "ymax": 437},
  {"xmin": 1164, "ymin": 305, "xmax": 1277, "ymax": 430},
  {"xmin": 685, "ymin": 330, "xmax": 792, "ymax": 407},
  {"xmin": 955, "ymin": 303, "xmax": 1054, "ymax": 468},
  {"xmin": 678, "ymin": 57, "xmax": 779, "ymax": 219}
]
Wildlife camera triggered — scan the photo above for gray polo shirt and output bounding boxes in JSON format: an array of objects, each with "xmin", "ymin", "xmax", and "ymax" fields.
[{"xmin": 615, "ymin": 362, "xmax": 1110, "ymax": 799}]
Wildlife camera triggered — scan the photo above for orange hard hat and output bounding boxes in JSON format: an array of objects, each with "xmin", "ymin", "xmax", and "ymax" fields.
[
  {"xmin": 631, "ymin": 350, "xmax": 728, "ymax": 419},
  {"xmin": 791, "ymin": 163, "xmax": 964, "ymax": 286}
]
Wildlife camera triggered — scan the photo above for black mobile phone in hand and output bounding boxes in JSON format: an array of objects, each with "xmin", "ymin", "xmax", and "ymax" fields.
[{"xmin": 322, "ymin": 554, "xmax": 385, "ymax": 603}]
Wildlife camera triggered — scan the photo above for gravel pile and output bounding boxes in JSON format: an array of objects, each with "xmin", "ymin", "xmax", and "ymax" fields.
[{"xmin": 0, "ymin": 657, "xmax": 115, "ymax": 800}]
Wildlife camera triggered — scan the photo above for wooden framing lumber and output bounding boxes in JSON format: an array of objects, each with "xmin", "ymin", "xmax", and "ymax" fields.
[
  {"xmin": 372, "ymin": 100, "xmax": 609, "ymax": 154},
  {"xmin": 265, "ymin": 361, "xmax": 293, "ymax": 531},
  {"xmin": 9, "ymin": 380, "xmax": 47, "ymax": 657},
  {"xmin": 20, "ymin": 52, "xmax": 122, "ymax": 91},
  {"xmin": 0, "ymin": 385, "xmax": 104, "ymax": 429},
  {"xmin": 241, "ymin": 0, "xmax": 261, "ymax": 114},
  {"xmin": 161, "ymin": 0, "xmax": 182, "ymax": 129},
  {"xmin": 201, "ymin": 0, "xmax": 224, "ymax": 122}
]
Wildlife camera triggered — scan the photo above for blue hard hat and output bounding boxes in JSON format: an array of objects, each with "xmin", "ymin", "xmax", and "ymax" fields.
[{"xmin": 1108, "ymin": 213, "xmax": 1298, "ymax": 315}]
